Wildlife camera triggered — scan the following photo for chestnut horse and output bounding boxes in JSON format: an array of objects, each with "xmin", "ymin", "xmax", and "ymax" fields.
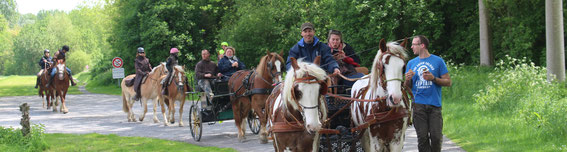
[
  {"xmin": 228, "ymin": 50, "xmax": 285, "ymax": 143},
  {"xmin": 121, "ymin": 63, "xmax": 168, "ymax": 122},
  {"xmin": 38, "ymin": 63, "xmax": 56, "ymax": 110},
  {"xmin": 350, "ymin": 39, "xmax": 411, "ymax": 152},
  {"xmin": 267, "ymin": 57, "xmax": 328, "ymax": 152},
  {"xmin": 53, "ymin": 62, "xmax": 70, "ymax": 114},
  {"xmin": 158, "ymin": 65, "xmax": 190, "ymax": 126}
]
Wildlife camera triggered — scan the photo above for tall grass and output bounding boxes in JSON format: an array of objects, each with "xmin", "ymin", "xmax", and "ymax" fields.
[
  {"xmin": 0, "ymin": 124, "xmax": 48, "ymax": 151},
  {"xmin": 443, "ymin": 56, "xmax": 567, "ymax": 151}
]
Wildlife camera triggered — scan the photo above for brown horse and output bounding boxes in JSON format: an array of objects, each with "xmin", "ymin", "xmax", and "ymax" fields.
[
  {"xmin": 52, "ymin": 61, "xmax": 70, "ymax": 114},
  {"xmin": 121, "ymin": 63, "xmax": 168, "ymax": 122},
  {"xmin": 158, "ymin": 65, "xmax": 190, "ymax": 126},
  {"xmin": 228, "ymin": 50, "xmax": 285, "ymax": 143},
  {"xmin": 267, "ymin": 57, "xmax": 329, "ymax": 152},
  {"xmin": 38, "ymin": 64, "xmax": 56, "ymax": 110},
  {"xmin": 350, "ymin": 39, "xmax": 411, "ymax": 152}
]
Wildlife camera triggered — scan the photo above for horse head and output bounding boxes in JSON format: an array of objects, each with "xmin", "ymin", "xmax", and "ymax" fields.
[
  {"xmin": 283, "ymin": 57, "xmax": 328, "ymax": 133},
  {"xmin": 261, "ymin": 50, "xmax": 285, "ymax": 84},
  {"xmin": 370, "ymin": 38, "xmax": 408, "ymax": 108},
  {"xmin": 56, "ymin": 64, "xmax": 66, "ymax": 80},
  {"xmin": 172, "ymin": 65, "xmax": 186, "ymax": 92}
]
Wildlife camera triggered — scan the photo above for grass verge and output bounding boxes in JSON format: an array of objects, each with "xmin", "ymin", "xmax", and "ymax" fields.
[{"xmin": 0, "ymin": 75, "xmax": 81, "ymax": 97}]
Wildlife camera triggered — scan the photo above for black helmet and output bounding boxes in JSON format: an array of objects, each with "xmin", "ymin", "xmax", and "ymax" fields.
[
  {"xmin": 44, "ymin": 49, "xmax": 50, "ymax": 53},
  {"xmin": 62, "ymin": 45, "xmax": 70, "ymax": 52},
  {"xmin": 137, "ymin": 47, "xmax": 145, "ymax": 53}
]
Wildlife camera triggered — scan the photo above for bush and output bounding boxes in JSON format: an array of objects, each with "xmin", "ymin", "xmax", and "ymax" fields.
[
  {"xmin": 474, "ymin": 55, "xmax": 567, "ymax": 136},
  {"xmin": 0, "ymin": 124, "xmax": 49, "ymax": 151}
]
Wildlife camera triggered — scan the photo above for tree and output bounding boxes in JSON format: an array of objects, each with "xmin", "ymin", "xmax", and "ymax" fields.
[
  {"xmin": 545, "ymin": 0, "xmax": 566, "ymax": 82},
  {"xmin": 479, "ymin": 0, "xmax": 494, "ymax": 66}
]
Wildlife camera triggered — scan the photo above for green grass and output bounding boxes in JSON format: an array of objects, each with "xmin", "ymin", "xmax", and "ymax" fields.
[
  {"xmin": 0, "ymin": 75, "xmax": 81, "ymax": 97},
  {"xmin": 43, "ymin": 133, "xmax": 236, "ymax": 152},
  {"xmin": 442, "ymin": 60, "xmax": 567, "ymax": 151},
  {"xmin": 75, "ymin": 71, "xmax": 122, "ymax": 95}
]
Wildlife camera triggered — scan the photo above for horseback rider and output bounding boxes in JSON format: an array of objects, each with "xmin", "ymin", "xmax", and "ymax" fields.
[
  {"xmin": 133, "ymin": 47, "xmax": 152, "ymax": 101},
  {"xmin": 46, "ymin": 45, "xmax": 76, "ymax": 88},
  {"xmin": 35, "ymin": 49, "xmax": 53, "ymax": 89},
  {"xmin": 161, "ymin": 48, "xmax": 179, "ymax": 95}
]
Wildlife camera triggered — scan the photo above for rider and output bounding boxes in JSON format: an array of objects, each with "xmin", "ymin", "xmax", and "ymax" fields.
[
  {"xmin": 286, "ymin": 22, "xmax": 340, "ymax": 75},
  {"xmin": 46, "ymin": 45, "xmax": 76, "ymax": 88},
  {"xmin": 133, "ymin": 47, "xmax": 152, "ymax": 101},
  {"xmin": 217, "ymin": 46, "xmax": 246, "ymax": 80},
  {"xmin": 35, "ymin": 49, "xmax": 52, "ymax": 89},
  {"xmin": 161, "ymin": 48, "xmax": 179, "ymax": 95}
]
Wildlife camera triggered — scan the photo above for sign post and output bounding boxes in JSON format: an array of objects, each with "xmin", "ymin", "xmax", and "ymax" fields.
[{"xmin": 112, "ymin": 57, "xmax": 124, "ymax": 86}]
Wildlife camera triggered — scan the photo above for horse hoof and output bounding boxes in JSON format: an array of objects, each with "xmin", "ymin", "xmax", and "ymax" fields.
[
  {"xmin": 179, "ymin": 123, "xmax": 184, "ymax": 127},
  {"xmin": 153, "ymin": 119, "xmax": 160, "ymax": 123},
  {"xmin": 238, "ymin": 137, "xmax": 246, "ymax": 143},
  {"xmin": 139, "ymin": 118, "xmax": 144, "ymax": 122},
  {"xmin": 170, "ymin": 121, "xmax": 175, "ymax": 124},
  {"xmin": 63, "ymin": 111, "xmax": 68, "ymax": 114}
]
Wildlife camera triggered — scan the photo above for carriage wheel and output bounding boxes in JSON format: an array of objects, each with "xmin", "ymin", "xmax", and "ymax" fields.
[
  {"xmin": 189, "ymin": 105, "xmax": 202, "ymax": 141},
  {"xmin": 247, "ymin": 111, "xmax": 261, "ymax": 134}
]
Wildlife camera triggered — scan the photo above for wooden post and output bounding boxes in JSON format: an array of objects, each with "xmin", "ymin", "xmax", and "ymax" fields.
[
  {"xmin": 545, "ymin": 0, "xmax": 566, "ymax": 82},
  {"xmin": 19, "ymin": 103, "xmax": 30, "ymax": 136}
]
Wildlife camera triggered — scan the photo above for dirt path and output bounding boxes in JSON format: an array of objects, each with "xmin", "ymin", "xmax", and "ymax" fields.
[{"xmin": 0, "ymin": 94, "xmax": 464, "ymax": 151}]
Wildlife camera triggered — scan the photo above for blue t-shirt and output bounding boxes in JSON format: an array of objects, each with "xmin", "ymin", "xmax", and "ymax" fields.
[{"xmin": 405, "ymin": 55, "xmax": 449, "ymax": 107}]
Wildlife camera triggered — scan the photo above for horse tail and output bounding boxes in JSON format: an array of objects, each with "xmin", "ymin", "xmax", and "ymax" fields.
[{"xmin": 122, "ymin": 90, "xmax": 129, "ymax": 113}]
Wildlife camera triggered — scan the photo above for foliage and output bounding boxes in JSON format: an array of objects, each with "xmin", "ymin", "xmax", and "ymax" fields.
[
  {"xmin": 44, "ymin": 133, "xmax": 236, "ymax": 152},
  {"xmin": 442, "ymin": 60, "xmax": 567, "ymax": 151},
  {"xmin": 0, "ymin": 124, "xmax": 49, "ymax": 152},
  {"xmin": 0, "ymin": 75, "xmax": 81, "ymax": 97}
]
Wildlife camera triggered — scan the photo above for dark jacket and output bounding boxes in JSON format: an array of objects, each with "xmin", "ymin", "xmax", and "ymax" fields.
[
  {"xmin": 55, "ymin": 50, "xmax": 66, "ymax": 61},
  {"xmin": 166, "ymin": 55, "xmax": 178, "ymax": 72},
  {"xmin": 135, "ymin": 56, "xmax": 152, "ymax": 76},
  {"xmin": 39, "ymin": 56, "xmax": 53, "ymax": 69},
  {"xmin": 286, "ymin": 37, "xmax": 339, "ymax": 73},
  {"xmin": 342, "ymin": 43, "xmax": 360, "ymax": 64},
  {"xmin": 218, "ymin": 56, "xmax": 246, "ymax": 77},
  {"xmin": 195, "ymin": 59, "xmax": 219, "ymax": 79}
]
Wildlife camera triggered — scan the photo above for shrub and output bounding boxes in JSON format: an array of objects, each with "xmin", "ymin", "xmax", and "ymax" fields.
[{"xmin": 0, "ymin": 124, "xmax": 48, "ymax": 151}]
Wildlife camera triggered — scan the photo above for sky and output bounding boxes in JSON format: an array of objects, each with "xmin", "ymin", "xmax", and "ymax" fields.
[{"xmin": 16, "ymin": 0, "xmax": 82, "ymax": 14}]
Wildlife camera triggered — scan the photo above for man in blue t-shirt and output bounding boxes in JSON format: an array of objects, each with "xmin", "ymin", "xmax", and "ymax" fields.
[{"xmin": 404, "ymin": 35, "xmax": 452, "ymax": 152}]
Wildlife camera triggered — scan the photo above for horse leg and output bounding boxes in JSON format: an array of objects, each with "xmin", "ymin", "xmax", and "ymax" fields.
[
  {"xmin": 232, "ymin": 99, "xmax": 244, "ymax": 142},
  {"xmin": 128, "ymin": 97, "xmax": 137, "ymax": 122},
  {"xmin": 159, "ymin": 96, "xmax": 169, "ymax": 126},
  {"xmin": 252, "ymin": 96, "xmax": 268, "ymax": 144},
  {"xmin": 152, "ymin": 98, "xmax": 160, "ymax": 123},
  {"xmin": 139, "ymin": 98, "xmax": 148, "ymax": 121},
  {"xmin": 169, "ymin": 98, "xmax": 176, "ymax": 124},
  {"xmin": 178, "ymin": 97, "xmax": 186, "ymax": 127},
  {"xmin": 61, "ymin": 90, "xmax": 69, "ymax": 114},
  {"xmin": 53, "ymin": 91, "xmax": 59, "ymax": 112}
]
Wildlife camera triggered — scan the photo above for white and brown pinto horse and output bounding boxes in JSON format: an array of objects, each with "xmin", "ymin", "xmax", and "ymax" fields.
[
  {"xmin": 121, "ymin": 63, "xmax": 168, "ymax": 122},
  {"xmin": 267, "ymin": 57, "xmax": 328, "ymax": 152},
  {"xmin": 158, "ymin": 65, "xmax": 190, "ymax": 126},
  {"xmin": 350, "ymin": 39, "xmax": 411, "ymax": 152}
]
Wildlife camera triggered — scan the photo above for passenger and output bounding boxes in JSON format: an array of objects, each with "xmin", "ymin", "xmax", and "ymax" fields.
[
  {"xmin": 327, "ymin": 30, "xmax": 364, "ymax": 87},
  {"xmin": 217, "ymin": 46, "xmax": 246, "ymax": 80},
  {"xmin": 195, "ymin": 49, "xmax": 220, "ymax": 99}
]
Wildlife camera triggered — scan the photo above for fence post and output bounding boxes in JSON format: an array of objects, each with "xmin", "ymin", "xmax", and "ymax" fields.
[{"xmin": 19, "ymin": 103, "xmax": 30, "ymax": 136}]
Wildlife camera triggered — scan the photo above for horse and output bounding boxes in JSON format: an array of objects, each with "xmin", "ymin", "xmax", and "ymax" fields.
[
  {"xmin": 266, "ymin": 56, "xmax": 329, "ymax": 152},
  {"xmin": 121, "ymin": 63, "xmax": 168, "ymax": 122},
  {"xmin": 350, "ymin": 38, "xmax": 411, "ymax": 152},
  {"xmin": 228, "ymin": 50, "xmax": 285, "ymax": 143},
  {"xmin": 53, "ymin": 62, "xmax": 70, "ymax": 114},
  {"xmin": 38, "ymin": 63, "xmax": 56, "ymax": 110},
  {"xmin": 158, "ymin": 65, "xmax": 190, "ymax": 126}
]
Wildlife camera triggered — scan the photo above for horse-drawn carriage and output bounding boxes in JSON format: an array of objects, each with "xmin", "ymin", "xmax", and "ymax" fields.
[{"xmin": 186, "ymin": 77, "xmax": 262, "ymax": 141}]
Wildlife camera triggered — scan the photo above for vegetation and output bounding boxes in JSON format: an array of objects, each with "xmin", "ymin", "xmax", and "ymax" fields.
[
  {"xmin": 443, "ymin": 57, "xmax": 567, "ymax": 151},
  {"xmin": 0, "ymin": 75, "xmax": 81, "ymax": 97},
  {"xmin": 0, "ymin": 125, "xmax": 236, "ymax": 152}
]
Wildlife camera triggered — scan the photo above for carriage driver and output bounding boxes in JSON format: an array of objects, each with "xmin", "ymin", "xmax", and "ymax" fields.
[
  {"xmin": 161, "ymin": 48, "xmax": 179, "ymax": 95},
  {"xmin": 35, "ymin": 49, "xmax": 53, "ymax": 89},
  {"xmin": 46, "ymin": 45, "xmax": 76, "ymax": 88},
  {"xmin": 195, "ymin": 49, "xmax": 220, "ymax": 100},
  {"xmin": 286, "ymin": 22, "xmax": 340, "ymax": 75},
  {"xmin": 133, "ymin": 47, "xmax": 152, "ymax": 101}
]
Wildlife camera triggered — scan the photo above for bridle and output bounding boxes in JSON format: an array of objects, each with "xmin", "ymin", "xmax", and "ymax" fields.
[
  {"xmin": 266, "ymin": 55, "xmax": 283, "ymax": 82},
  {"xmin": 289, "ymin": 73, "xmax": 327, "ymax": 119},
  {"xmin": 376, "ymin": 50, "xmax": 406, "ymax": 91}
]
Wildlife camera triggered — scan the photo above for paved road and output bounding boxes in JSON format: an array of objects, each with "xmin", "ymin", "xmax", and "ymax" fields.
[{"xmin": 0, "ymin": 93, "xmax": 464, "ymax": 152}]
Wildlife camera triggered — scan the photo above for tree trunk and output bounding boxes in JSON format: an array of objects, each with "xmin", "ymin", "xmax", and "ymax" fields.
[
  {"xmin": 545, "ymin": 0, "xmax": 566, "ymax": 82},
  {"xmin": 479, "ymin": 0, "xmax": 494, "ymax": 66}
]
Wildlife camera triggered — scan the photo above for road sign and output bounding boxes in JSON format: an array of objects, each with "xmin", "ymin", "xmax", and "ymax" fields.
[
  {"xmin": 112, "ymin": 57, "xmax": 123, "ymax": 68},
  {"xmin": 112, "ymin": 68, "xmax": 124, "ymax": 79}
]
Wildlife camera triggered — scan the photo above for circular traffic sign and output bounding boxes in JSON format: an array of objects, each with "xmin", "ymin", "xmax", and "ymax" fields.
[{"xmin": 112, "ymin": 57, "xmax": 123, "ymax": 68}]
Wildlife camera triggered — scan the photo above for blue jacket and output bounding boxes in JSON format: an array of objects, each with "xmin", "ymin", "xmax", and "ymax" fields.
[
  {"xmin": 286, "ymin": 37, "xmax": 339, "ymax": 73},
  {"xmin": 218, "ymin": 56, "xmax": 246, "ymax": 77},
  {"xmin": 38, "ymin": 56, "xmax": 52, "ymax": 69}
]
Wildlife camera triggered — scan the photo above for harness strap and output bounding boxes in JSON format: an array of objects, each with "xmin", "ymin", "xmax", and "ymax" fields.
[{"xmin": 351, "ymin": 107, "xmax": 407, "ymax": 132}]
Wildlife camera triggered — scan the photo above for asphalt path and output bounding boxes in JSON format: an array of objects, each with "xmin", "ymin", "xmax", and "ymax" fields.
[{"xmin": 0, "ymin": 90, "xmax": 465, "ymax": 151}]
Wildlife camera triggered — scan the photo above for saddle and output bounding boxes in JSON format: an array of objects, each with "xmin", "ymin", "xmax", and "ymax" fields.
[{"xmin": 124, "ymin": 75, "xmax": 148, "ymax": 87}]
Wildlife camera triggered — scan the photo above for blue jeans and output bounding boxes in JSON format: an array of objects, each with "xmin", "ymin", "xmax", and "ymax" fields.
[{"xmin": 51, "ymin": 67, "xmax": 72, "ymax": 77}]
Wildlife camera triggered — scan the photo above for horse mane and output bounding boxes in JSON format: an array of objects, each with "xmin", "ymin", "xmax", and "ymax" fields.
[
  {"xmin": 173, "ymin": 65, "xmax": 185, "ymax": 73},
  {"xmin": 282, "ymin": 59, "xmax": 327, "ymax": 110},
  {"xmin": 150, "ymin": 62, "xmax": 166, "ymax": 74},
  {"xmin": 255, "ymin": 52, "xmax": 284, "ymax": 77},
  {"xmin": 369, "ymin": 42, "xmax": 408, "ymax": 96}
]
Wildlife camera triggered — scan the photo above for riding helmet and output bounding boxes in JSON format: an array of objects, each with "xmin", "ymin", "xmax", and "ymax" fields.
[{"xmin": 137, "ymin": 47, "xmax": 145, "ymax": 53}]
